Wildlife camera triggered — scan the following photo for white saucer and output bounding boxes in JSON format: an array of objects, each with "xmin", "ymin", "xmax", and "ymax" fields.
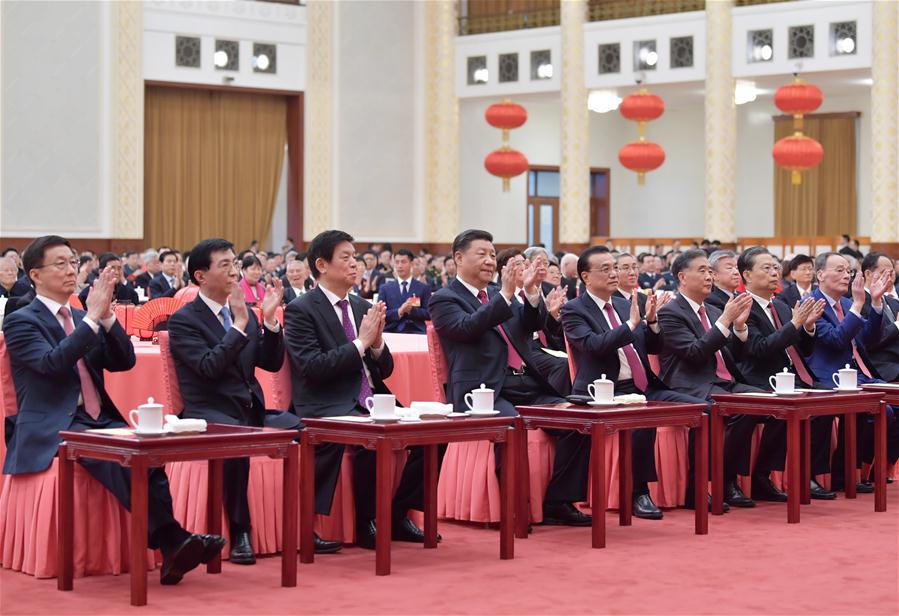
[
  {"xmin": 773, "ymin": 391, "xmax": 805, "ymax": 397},
  {"xmin": 133, "ymin": 427, "xmax": 167, "ymax": 436},
  {"xmin": 447, "ymin": 412, "xmax": 471, "ymax": 418},
  {"xmin": 832, "ymin": 387, "xmax": 863, "ymax": 393},
  {"xmin": 398, "ymin": 417, "xmax": 422, "ymax": 423},
  {"xmin": 588, "ymin": 400, "xmax": 620, "ymax": 406},
  {"xmin": 468, "ymin": 410, "xmax": 501, "ymax": 416},
  {"xmin": 371, "ymin": 416, "xmax": 401, "ymax": 423}
]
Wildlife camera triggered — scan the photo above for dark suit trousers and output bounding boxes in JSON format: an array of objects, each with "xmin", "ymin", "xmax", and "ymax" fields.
[
  {"xmin": 616, "ymin": 380, "xmax": 658, "ymax": 491},
  {"xmin": 501, "ymin": 372, "xmax": 591, "ymax": 503},
  {"xmin": 831, "ymin": 403, "xmax": 899, "ymax": 484},
  {"xmin": 70, "ymin": 410, "xmax": 187, "ymax": 552}
]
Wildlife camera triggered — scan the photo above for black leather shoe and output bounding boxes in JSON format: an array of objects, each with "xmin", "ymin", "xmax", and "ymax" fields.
[
  {"xmin": 810, "ymin": 479, "xmax": 836, "ymax": 500},
  {"xmin": 228, "ymin": 531, "xmax": 255, "ymax": 565},
  {"xmin": 633, "ymin": 494, "xmax": 663, "ymax": 520},
  {"xmin": 887, "ymin": 477, "xmax": 894, "ymax": 484},
  {"xmin": 313, "ymin": 533, "xmax": 343, "ymax": 554},
  {"xmin": 392, "ymin": 516, "xmax": 441, "ymax": 543},
  {"xmin": 197, "ymin": 533, "xmax": 227, "ymax": 564},
  {"xmin": 542, "ymin": 502, "xmax": 592, "ymax": 526},
  {"xmin": 685, "ymin": 494, "xmax": 730, "ymax": 513},
  {"xmin": 160, "ymin": 534, "xmax": 206, "ymax": 585},
  {"xmin": 751, "ymin": 475, "xmax": 788, "ymax": 502},
  {"xmin": 856, "ymin": 481, "xmax": 874, "ymax": 493},
  {"xmin": 356, "ymin": 521, "xmax": 377, "ymax": 550},
  {"xmin": 725, "ymin": 482, "xmax": 755, "ymax": 508}
]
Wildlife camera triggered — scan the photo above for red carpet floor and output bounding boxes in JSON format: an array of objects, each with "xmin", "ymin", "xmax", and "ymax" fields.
[{"xmin": 2, "ymin": 488, "xmax": 897, "ymax": 615}]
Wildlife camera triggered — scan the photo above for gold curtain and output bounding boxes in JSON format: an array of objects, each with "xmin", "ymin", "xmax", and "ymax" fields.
[
  {"xmin": 774, "ymin": 114, "xmax": 857, "ymax": 236},
  {"xmin": 144, "ymin": 87, "xmax": 287, "ymax": 250}
]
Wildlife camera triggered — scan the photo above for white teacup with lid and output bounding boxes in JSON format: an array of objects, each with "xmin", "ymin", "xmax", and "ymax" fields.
[
  {"xmin": 130, "ymin": 397, "xmax": 165, "ymax": 434},
  {"xmin": 832, "ymin": 364, "xmax": 857, "ymax": 390},
  {"xmin": 588, "ymin": 374, "xmax": 615, "ymax": 403},
  {"xmin": 769, "ymin": 368, "xmax": 795, "ymax": 393},
  {"xmin": 465, "ymin": 384, "xmax": 494, "ymax": 412}
]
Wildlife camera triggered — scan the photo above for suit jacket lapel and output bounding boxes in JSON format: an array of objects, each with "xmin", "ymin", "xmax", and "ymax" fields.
[
  {"xmin": 31, "ymin": 300, "xmax": 66, "ymax": 343},
  {"xmin": 310, "ymin": 287, "xmax": 350, "ymax": 346},
  {"xmin": 191, "ymin": 296, "xmax": 228, "ymax": 339},
  {"xmin": 752, "ymin": 300, "xmax": 776, "ymax": 334},
  {"xmin": 676, "ymin": 294, "xmax": 705, "ymax": 338},
  {"xmin": 451, "ymin": 278, "xmax": 482, "ymax": 313}
]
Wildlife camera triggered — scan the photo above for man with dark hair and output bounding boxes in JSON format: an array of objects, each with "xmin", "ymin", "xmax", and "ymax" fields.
[
  {"xmin": 169, "ymin": 238, "xmax": 339, "ymax": 562},
  {"xmin": 4, "ymin": 235, "xmax": 225, "ymax": 584},
  {"xmin": 658, "ymin": 249, "xmax": 768, "ymax": 509},
  {"xmin": 614, "ymin": 253, "xmax": 648, "ymax": 316},
  {"xmin": 78, "ymin": 252, "xmax": 139, "ymax": 307},
  {"xmin": 286, "ymin": 230, "xmax": 427, "ymax": 549},
  {"xmin": 777, "ymin": 254, "xmax": 816, "ymax": 306},
  {"xmin": 563, "ymin": 245, "xmax": 697, "ymax": 519},
  {"xmin": 706, "ymin": 250, "xmax": 741, "ymax": 311},
  {"xmin": 429, "ymin": 230, "xmax": 591, "ymax": 526},
  {"xmin": 736, "ymin": 246, "xmax": 835, "ymax": 499},
  {"xmin": 860, "ymin": 252, "xmax": 899, "ymax": 383},
  {"xmin": 637, "ymin": 253, "xmax": 664, "ymax": 291},
  {"xmin": 838, "ymin": 234, "xmax": 864, "ymax": 261},
  {"xmin": 381, "ymin": 248, "xmax": 430, "ymax": 334},
  {"xmin": 122, "ymin": 251, "xmax": 141, "ymax": 277},
  {"xmin": 149, "ymin": 250, "xmax": 184, "ymax": 298}
]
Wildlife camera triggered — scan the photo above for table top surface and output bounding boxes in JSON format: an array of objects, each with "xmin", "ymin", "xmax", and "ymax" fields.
[
  {"xmin": 516, "ymin": 401, "xmax": 707, "ymax": 419},
  {"xmin": 712, "ymin": 390, "xmax": 883, "ymax": 407},
  {"xmin": 303, "ymin": 416, "xmax": 514, "ymax": 433},
  {"xmin": 60, "ymin": 423, "xmax": 296, "ymax": 450}
]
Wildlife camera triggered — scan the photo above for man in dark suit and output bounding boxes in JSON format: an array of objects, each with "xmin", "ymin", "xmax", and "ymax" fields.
[
  {"xmin": 0, "ymin": 255, "xmax": 32, "ymax": 299},
  {"xmin": 614, "ymin": 253, "xmax": 648, "ymax": 316},
  {"xmin": 736, "ymin": 246, "xmax": 836, "ymax": 500},
  {"xmin": 282, "ymin": 257, "xmax": 313, "ymax": 305},
  {"xmin": 705, "ymin": 250, "xmax": 740, "ymax": 311},
  {"xmin": 563, "ymin": 246, "xmax": 706, "ymax": 518},
  {"xmin": 658, "ymin": 249, "xmax": 770, "ymax": 509},
  {"xmin": 777, "ymin": 254, "xmax": 816, "ymax": 306},
  {"xmin": 382, "ymin": 248, "xmax": 430, "ymax": 334},
  {"xmin": 429, "ymin": 230, "xmax": 591, "ymax": 526},
  {"xmin": 284, "ymin": 230, "xmax": 427, "ymax": 549},
  {"xmin": 807, "ymin": 252, "xmax": 899, "ymax": 491},
  {"xmin": 3, "ymin": 236, "xmax": 224, "ymax": 585},
  {"xmin": 559, "ymin": 253, "xmax": 579, "ymax": 300},
  {"xmin": 148, "ymin": 250, "xmax": 184, "ymax": 299},
  {"xmin": 130, "ymin": 249, "xmax": 160, "ymax": 295},
  {"xmin": 168, "ymin": 239, "xmax": 340, "ymax": 562},
  {"xmin": 77, "ymin": 252, "xmax": 139, "ymax": 308},
  {"xmin": 860, "ymin": 252, "xmax": 899, "ymax": 383}
]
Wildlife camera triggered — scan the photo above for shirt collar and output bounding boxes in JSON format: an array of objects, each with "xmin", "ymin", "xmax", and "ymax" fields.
[
  {"xmin": 35, "ymin": 294, "xmax": 66, "ymax": 316},
  {"xmin": 715, "ymin": 285, "xmax": 734, "ymax": 298},
  {"xmin": 397, "ymin": 276, "xmax": 413, "ymax": 287},
  {"xmin": 198, "ymin": 291, "xmax": 225, "ymax": 315},
  {"xmin": 585, "ymin": 290, "xmax": 610, "ymax": 311},
  {"xmin": 681, "ymin": 293, "xmax": 703, "ymax": 315},
  {"xmin": 748, "ymin": 291, "xmax": 772, "ymax": 309},
  {"xmin": 456, "ymin": 275, "xmax": 484, "ymax": 299},
  {"xmin": 317, "ymin": 282, "xmax": 347, "ymax": 306},
  {"xmin": 821, "ymin": 291, "xmax": 840, "ymax": 308},
  {"xmin": 618, "ymin": 288, "xmax": 632, "ymax": 300}
]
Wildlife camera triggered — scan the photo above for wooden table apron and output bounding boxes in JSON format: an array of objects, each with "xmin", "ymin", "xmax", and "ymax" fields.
[
  {"xmin": 56, "ymin": 425, "xmax": 300, "ymax": 607},
  {"xmin": 710, "ymin": 391, "xmax": 887, "ymax": 523},
  {"xmin": 515, "ymin": 402, "xmax": 709, "ymax": 549},
  {"xmin": 299, "ymin": 417, "xmax": 516, "ymax": 576}
]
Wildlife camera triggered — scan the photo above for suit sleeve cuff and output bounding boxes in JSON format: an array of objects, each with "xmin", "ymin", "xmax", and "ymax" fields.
[
  {"xmin": 354, "ymin": 339, "xmax": 365, "ymax": 357},
  {"xmin": 81, "ymin": 317, "xmax": 101, "ymax": 334},
  {"xmin": 231, "ymin": 325, "xmax": 247, "ymax": 337},
  {"xmin": 99, "ymin": 315, "xmax": 117, "ymax": 331},
  {"xmin": 264, "ymin": 320, "xmax": 281, "ymax": 333}
]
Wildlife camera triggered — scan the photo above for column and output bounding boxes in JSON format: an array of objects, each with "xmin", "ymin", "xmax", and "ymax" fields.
[
  {"xmin": 559, "ymin": 0, "xmax": 589, "ymax": 245},
  {"xmin": 304, "ymin": 0, "xmax": 335, "ymax": 239},
  {"xmin": 871, "ymin": 0, "xmax": 898, "ymax": 243},
  {"xmin": 423, "ymin": 0, "xmax": 460, "ymax": 244},
  {"xmin": 110, "ymin": 1, "xmax": 143, "ymax": 238},
  {"xmin": 703, "ymin": 0, "xmax": 737, "ymax": 243}
]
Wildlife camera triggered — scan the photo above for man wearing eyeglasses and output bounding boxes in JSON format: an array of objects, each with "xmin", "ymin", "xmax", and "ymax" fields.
[{"xmin": 2, "ymin": 235, "xmax": 226, "ymax": 585}]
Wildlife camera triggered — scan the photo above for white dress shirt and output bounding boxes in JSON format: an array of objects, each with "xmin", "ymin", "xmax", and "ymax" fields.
[
  {"xmin": 585, "ymin": 291, "xmax": 634, "ymax": 381},
  {"xmin": 681, "ymin": 294, "xmax": 748, "ymax": 342}
]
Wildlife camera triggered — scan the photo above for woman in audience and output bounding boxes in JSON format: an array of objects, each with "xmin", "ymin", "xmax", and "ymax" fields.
[
  {"xmin": 546, "ymin": 261, "xmax": 563, "ymax": 288},
  {"xmin": 239, "ymin": 253, "xmax": 265, "ymax": 305}
]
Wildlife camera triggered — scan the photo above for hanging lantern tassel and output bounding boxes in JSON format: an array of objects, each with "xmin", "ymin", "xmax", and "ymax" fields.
[{"xmin": 772, "ymin": 132, "xmax": 823, "ymax": 186}]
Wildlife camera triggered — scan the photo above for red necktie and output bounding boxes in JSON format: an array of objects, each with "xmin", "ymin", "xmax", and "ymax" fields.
[
  {"xmin": 697, "ymin": 305, "xmax": 734, "ymax": 382},
  {"xmin": 479, "ymin": 289, "xmax": 524, "ymax": 370},
  {"xmin": 602, "ymin": 302, "xmax": 649, "ymax": 392},
  {"xmin": 832, "ymin": 301, "xmax": 873, "ymax": 378},
  {"xmin": 519, "ymin": 290, "xmax": 548, "ymax": 346},
  {"xmin": 57, "ymin": 306, "xmax": 102, "ymax": 420},
  {"xmin": 767, "ymin": 303, "xmax": 815, "ymax": 386}
]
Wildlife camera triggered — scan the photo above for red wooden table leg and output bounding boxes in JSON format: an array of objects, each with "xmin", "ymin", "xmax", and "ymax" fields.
[
  {"xmin": 206, "ymin": 459, "xmax": 223, "ymax": 573},
  {"xmin": 500, "ymin": 429, "xmax": 515, "ymax": 560},
  {"xmin": 375, "ymin": 439, "xmax": 392, "ymax": 575},
  {"xmin": 130, "ymin": 455, "xmax": 149, "ymax": 607},
  {"xmin": 800, "ymin": 418, "xmax": 811, "ymax": 505},
  {"xmin": 695, "ymin": 415, "xmax": 708, "ymax": 535},
  {"xmin": 618, "ymin": 430, "xmax": 632, "ymax": 527},
  {"xmin": 282, "ymin": 443, "xmax": 299, "ymax": 587},
  {"xmin": 514, "ymin": 420, "xmax": 530, "ymax": 540},
  {"xmin": 845, "ymin": 413, "xmax": 857, "ymax": 499},
  {"xmin": 57, "ymin": 443, "xmax": 74, "ymax": 591},
  {"xmin": 299, "ymin": 433, "xmax": 315, "ymax": 564},
  {"xmin": 591, "ymin": 424, "xmax": 606, "ymax": 549},
  {"xmin": 874, "ymin": 403, "xmax": 887, "ymax": 513},
  {"xmin": 710, "ymin": 405, "xmax": 725, "ymax": 516},
  {"xmin": 787, "ymin": 416, "xmax": 801, "ymax": 524},
  {"xmin": 423, "ymin": 444, "xmax": 438, "ymax": 549}
]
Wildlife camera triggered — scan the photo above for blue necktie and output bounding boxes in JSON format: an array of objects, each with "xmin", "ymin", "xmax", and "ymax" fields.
[
  {"xmin": 220, "ymin": 306, "xmax": 233, "ymax": 331},
  {"xmin": 401, "ymin": 281, "xmax": 408, "ymax": 297}
]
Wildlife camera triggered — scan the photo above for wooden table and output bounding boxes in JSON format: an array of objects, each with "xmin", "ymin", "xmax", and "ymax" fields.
[
  {"xmin": 57, "ymin": 424, "xmax": 299, "ymax": 606},
  {"xmin": 711, "ymin": 391, "xmax": 887, "ymax": 523},
  {"xmin": 300, "ymin": 416, "xmax": 516, "ymax": 575},
  {"xmin": 515, "ymin": 402, "xmax": 708, "ymax": 549}
]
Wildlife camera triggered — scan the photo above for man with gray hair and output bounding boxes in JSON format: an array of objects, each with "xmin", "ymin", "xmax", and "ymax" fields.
[
  {"xmin": 132, "ymin": 249, "xmax": 161, "ymax": 296},
  {"xmin": 559, "ymin": 252, "xmax": 579, "ymax": 300},
  {"xmin": 706, "ymin": 250, "xmax": 741, "ymax": 311}
]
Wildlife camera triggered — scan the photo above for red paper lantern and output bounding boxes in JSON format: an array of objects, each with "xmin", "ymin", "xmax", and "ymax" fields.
[
  {"xmin": 485, "ymin": 100, "xmax": 528, "ymax": 142},
  {"xmin": 484, "ymin": 147, "xmax": 529, "ymax": 192},
  {"xmin": 618, "ymin": 141, "xmax": 665, "ymax": 185},
  {"xmin": 619, "ymin": 89, "xmax": 665, "ymax": 138},
  {"xmin": 774, "ymin": 78, "xmax": 823, "ymax": 130},
  {"xmin": 773, "ymin": 133, "xmax": 823, "ymax": 186}
]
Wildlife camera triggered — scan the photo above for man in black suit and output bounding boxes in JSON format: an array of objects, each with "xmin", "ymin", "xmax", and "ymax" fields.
[
  {"xmin": 705, "ymin": 250, "xmax": 740, "ymax": 311},
  {"xmin": 429, "ymin": 230, "xmax": 591, "ymax": 526},
  {"xmin": 284, "ymin": 230, "xmax": 427, "ymax": 549},
  {"xmin": 77, "ymin": 252, "xmax": 139, "ymax": 308},
  {"xmin": 382, "ymin": 248, "xmax": 431, "ymax": 334},
  {"xmin": 563, "ymin": 246, "xmax": 707, "ymax": 518},
  {"xmin": 148, "ymin": 250, "xmax": 184, "ymax": 299},
  {"xmin": 282, "ymin": 258, "xmax": 312, "ymax": 305},
  {"xmin": 559, "ymin": 253, "xmax": 579, "ymax": 300},
  {"xmin": 0, "ymin": 255, "xmax": 32, "ymax": 299},
  {"xmin": 614, "ymin": 253, "xmax": 648, "ymax": 316},
  {"xmin": 168, "ymin": 239, "xmax": 341, "ymax": 562},
  {"xmin": 657, "ymin": 249, "xmax": 768, "ymax": 509},
  {"xmin": 860, "ymin": 252, "xmax": 899, "ymax": 383},
  {"xmin": 777, "ymin": 254, "xmax": 816, "ymax": 307},
  {"xmin": 736, "ymin": 246, "xmax": 835, "ymax": 500},
  {"xmin": 3, "ymin": 236, "xmax": 225, "ymax": 585}
]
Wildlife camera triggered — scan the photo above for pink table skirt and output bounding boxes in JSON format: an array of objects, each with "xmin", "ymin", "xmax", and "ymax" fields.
[{"xmin": 381, "ymin": 333, "xmax": 433, "ymax": 407}]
